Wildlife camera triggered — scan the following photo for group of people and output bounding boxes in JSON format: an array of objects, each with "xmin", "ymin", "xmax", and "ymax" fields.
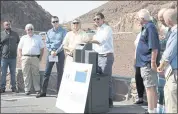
[
  {"xmin": 134, "ymin": 8, "xmax": 177, "ymax": 113},
  {"xmin": 0, "ymin": 13, "xmax": 115, "ymax": 108},
  {"xmin": 0, "ymin": 7, "xmax": 177, "ymax": 114}
]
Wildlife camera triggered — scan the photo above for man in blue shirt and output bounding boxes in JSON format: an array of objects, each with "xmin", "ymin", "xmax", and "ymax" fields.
[
  {"xmin": 157, "ymin": 9, "xmax": 177, "ymax": 113},
  {"xmin": 156, "ymin": 8, "xmax": 172, "ymax": 113},
  {"xmin": 37, "ymin": 16, "xmax": 67, "ymax": 98},
  {"xmin": 136, "ymin": 9, "xmax": 160, "ymax": 113}
]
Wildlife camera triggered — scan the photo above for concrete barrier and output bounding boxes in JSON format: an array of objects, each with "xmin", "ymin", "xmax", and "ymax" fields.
[
  {"xmin": 5, "ymin": 68, "xmax": 58, "ymax": 94},
  {"xmin": 112, "ymin": 75, "xmax": 147, "ymax": 102},
  {"xmin": 4, "ymin": 69, "xmax": 147, "ymax": 103}
]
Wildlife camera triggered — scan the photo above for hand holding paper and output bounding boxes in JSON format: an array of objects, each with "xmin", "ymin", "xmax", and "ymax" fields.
[{"xmin": 49, "ymin": 55, "xmax": 58, "ymax": 62}]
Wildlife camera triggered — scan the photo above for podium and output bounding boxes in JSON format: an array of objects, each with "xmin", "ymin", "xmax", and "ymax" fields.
[{"xmin": 74, "ymin": 43, "xmax": 109, "ymax": 113}]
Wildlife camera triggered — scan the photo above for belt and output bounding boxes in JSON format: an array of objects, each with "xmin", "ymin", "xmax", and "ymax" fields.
[
  {"xmin": 23, "ymin": 55, "xmax": 40, "ymax": 57},
  {"xmin": 98, "ymin": 53, "xmax": 113, "ymax": 57}
]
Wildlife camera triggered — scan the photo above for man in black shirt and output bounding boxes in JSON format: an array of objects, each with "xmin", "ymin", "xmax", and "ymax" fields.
[{"xmin": 0, "ymin": 21, "xmax": 20, "ymax": 93}]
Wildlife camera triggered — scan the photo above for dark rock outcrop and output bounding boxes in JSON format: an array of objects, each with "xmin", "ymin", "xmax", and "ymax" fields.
[{"xmin": 1, "ymin": 1, "xmax": 52, "ymax": 31}]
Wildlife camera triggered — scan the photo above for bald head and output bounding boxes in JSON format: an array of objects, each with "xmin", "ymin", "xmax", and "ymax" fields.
[
  {"xmin": 158, "ymin": 8, "xmax": 167, "ymax": 20},
  {"xmin": 158, "ymin": 8, "xmax": 168, "ymax": 26},
  {"xmin": 163, "ymin": 9, "xmax": 177, "ymax": 27}
]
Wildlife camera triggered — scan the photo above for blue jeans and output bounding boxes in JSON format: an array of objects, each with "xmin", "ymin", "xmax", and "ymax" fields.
[
  {"xmin": 41, "ymin": 50, "xmax": 65, "ymax": 93},
  {"xmin": 1, "ymin": 58, "xmax": 17, "ymax": 90}
]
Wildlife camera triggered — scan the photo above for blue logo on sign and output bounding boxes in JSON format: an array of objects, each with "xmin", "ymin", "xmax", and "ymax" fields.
[{"xmin": 75, "ymin": 71, "xmax": 87, "ymax": 83}]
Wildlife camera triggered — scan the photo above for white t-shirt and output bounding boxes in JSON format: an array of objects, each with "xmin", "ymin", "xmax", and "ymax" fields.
[
  {"xmin": 18, "ymin": 34, "xmax": 44, "ymax": 55},
  {"xmin": 93, "ymin": 24, "xmax": 114, "ymax": 54},
  {"xmin": 134, "ymin": 32, "xmax": 141, "ymax": 48},
  {"xmin": 134, "ymin": 32, "xmax": 141, "ymax": 58}
]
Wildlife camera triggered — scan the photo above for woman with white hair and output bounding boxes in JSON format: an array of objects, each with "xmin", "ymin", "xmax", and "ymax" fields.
[{"xmin": 18, "ymin": 24, "xmax": 44, "ymax": 96}]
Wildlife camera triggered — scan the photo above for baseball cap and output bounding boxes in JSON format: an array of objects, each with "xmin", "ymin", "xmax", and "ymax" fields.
[{"xmin": 72, "ymin": 19, "xmax": 80, "ymax": 23}]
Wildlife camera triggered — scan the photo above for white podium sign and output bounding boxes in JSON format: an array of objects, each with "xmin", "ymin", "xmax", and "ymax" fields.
[{"xmin": 56, "ymin": 62, "xmax": 93, "ymax": 113}]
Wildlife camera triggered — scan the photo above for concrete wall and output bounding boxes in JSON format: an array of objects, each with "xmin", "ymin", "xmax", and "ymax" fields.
[
  {"xmin": 4, "ymin": 69, "xmax": 58, "ymax": 94},
  {"xmin": 2, "ymin": 69, "xmax": 147, "ymax": 103}
]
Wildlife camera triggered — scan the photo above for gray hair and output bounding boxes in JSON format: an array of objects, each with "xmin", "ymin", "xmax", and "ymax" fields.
[
  {"xmin": 25, "ymin": 24, "xmax": 34, "ymax": 30},
  {"xmin": 138, "ymin": 9, "xmax": 151, "ymax": 21}
]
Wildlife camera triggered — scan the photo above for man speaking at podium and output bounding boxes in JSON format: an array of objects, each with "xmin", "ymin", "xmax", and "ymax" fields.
[{"xmin": 87, "ymin": 12, "xmax": 114, "ymax": 108}]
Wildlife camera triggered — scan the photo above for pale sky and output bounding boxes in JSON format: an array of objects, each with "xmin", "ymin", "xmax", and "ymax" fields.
[{"xmin": 36, "ymin": 1, "xmax": 108, "ymax": 23}]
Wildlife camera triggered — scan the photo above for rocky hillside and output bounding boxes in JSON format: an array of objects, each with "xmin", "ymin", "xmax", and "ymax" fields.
[
  {"xmin": 79, "ymin": 1, "xmax": 177, "ymax": 33},
  {"xmin": 78, "ymin": 1, "xmax": 177, "ymax": 76},
  {"xmin": 1, "ymin": 0, "xmax": 52, "ymax": 31}
]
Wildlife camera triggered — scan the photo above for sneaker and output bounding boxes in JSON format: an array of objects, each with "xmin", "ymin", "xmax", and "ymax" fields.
[
  {"xmin": 109, "ymin": 98, "xmax": 113, "ymax": 108},
  {"xmin": 134, "ymin": 100, "xmax": 144, "ymax": 104},
  {"xmin": 36, "ymin": 92, "xmax": 41, "ymax": 97},
  {"xmin": 0, "ymin": 89, "xmax": 5, "ymax": 93},
  {"xmin": 12, "ymin": 88, "xmax": 18, "ymax": 93},
  {"xmin": 36, "ymin": 93, "xmax": 46, "ymax": 98},
  {"xmin": 25, "ymin": 91, "xmax": 30, "ymax": 95}
]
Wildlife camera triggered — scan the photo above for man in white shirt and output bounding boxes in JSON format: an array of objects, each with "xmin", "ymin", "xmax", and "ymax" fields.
[
  {"xmin": 88, "ymin": 12, "xmax": 114, "ymax": 108},
  {"xmin": 18, "ymin": 24, "xmax": 44, "ymax": 96}
]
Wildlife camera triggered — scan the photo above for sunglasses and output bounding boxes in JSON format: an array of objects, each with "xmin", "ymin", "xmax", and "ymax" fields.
[
  {"xmin": 52, "ymin": 21, "xmax": 59, "ymax": 23},
  {"xmin": 73, "ymin": 22, "xmax": 79, "ymax": 24},
  {"xmin": 93, "ymin": 18, "xmax": 100, "ymax": 21}
]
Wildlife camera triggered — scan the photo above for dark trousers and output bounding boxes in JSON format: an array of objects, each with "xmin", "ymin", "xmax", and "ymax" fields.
[
  {"xmin": 135, "ymin": 67, "xmax": 145, "ymax": 98},
  {"xmin": 41, "ymin": 50, "xmax": 65, "ymax": 94},
  {"xmin": 98, "ymin": 54, "xmax": 114, "ymax": 99}
]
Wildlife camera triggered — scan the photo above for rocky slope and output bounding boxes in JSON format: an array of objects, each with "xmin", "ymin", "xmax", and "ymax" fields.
[
  {"xmin": 79, "ymin": 1, "xmax": 177, "ymax": 33},
  {"xmin": 1, "ymin": 0, "xmax": 52, "ymax": 31},
  {"xmin": 78, "ymin": 1, "xmax": 177, "ymax": 76},
  {"xmin": 2, "ymin": 1, "xmax": 177, "ymax": 77}
]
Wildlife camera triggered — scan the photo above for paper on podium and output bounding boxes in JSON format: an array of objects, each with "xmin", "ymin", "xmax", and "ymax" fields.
[{"xmin": 49, "ymin": 55, "xmax": 58, "ymax": 62}]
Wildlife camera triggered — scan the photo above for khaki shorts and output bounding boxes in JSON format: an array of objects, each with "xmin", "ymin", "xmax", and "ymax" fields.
[{"xmin": 140, "ymin": 63, "xmax": 158, "ymax": 88}]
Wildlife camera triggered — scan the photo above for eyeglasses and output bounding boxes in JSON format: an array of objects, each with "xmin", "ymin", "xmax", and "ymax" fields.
[
  {"xmin": 72, "ymin": 22, "xmax": 79, "ymax": 24},
  {"xmin": 52, "ymin": 21, "xmax": 59, "ymax": 23},
  {"xmin": 5, "ymin": 24, "xmax": 10, "ymax": 26},
  {"xmin": 27, "ymin": 28, "xmax": 33, "ymax": 31},
  {"xmin": 93, "ymin": 18, "xmax": 100, "ymax": 21}
]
